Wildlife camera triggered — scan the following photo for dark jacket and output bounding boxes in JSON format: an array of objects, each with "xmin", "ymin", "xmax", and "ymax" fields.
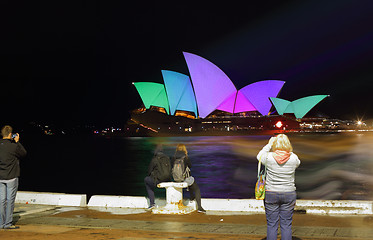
[
  {"xmin": 148, "ymin": 151, "xmax": 171, "ymax": 183},
  {"xmin": 0, "ymin": 139, "xmax": 27, "ymax": 180}
]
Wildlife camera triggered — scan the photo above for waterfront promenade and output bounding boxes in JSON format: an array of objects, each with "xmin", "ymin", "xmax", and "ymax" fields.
[{"xmin": 2, "ymin": 202, "xmax": 373, "ymax": 240}]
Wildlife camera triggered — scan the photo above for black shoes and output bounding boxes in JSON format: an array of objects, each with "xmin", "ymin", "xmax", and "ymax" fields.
[
  {"xmin": 146, "ymin": 204, "xmax": 155, "ymax": 211},
  {"xmin": 197, "ymin": 208, "xmax": 206, "ymax": 213}
]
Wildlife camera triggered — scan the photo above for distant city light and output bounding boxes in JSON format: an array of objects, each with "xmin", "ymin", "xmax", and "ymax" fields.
[{"xmin": 275, "ymin": 121, "xmax": 283, "ymax": 128}]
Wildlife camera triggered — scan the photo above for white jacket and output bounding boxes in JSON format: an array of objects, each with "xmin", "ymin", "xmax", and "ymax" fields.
[{"xmin": 257, "ymin": 144, "xmax": 300, "ymax": 192}]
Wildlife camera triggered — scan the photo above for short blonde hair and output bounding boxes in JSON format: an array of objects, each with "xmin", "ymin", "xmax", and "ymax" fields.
[
  {"xmin": 272, "ymin": 134, "xmax": 293, "ymax": 152},
  {"xmin": 176, "ymin": 144, "xmax": 188, "ymax": 156}
]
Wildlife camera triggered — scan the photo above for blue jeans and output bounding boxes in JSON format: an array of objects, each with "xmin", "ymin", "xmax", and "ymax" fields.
[
  {"xmin": 264, "ymin": 191, "xmax": 296, "ymax": 240},
  {"xmin": 0, "ymin": 178, "xmax": 19, "ymax": 228}
]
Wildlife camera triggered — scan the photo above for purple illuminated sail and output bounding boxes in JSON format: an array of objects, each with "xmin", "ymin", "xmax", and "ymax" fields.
[
  {"xmin": 234, "ymin": 91, "xmax": 257, "ymax": 113},
  {"xmin": 239, "ymin": 80, "xmax": 285, "ymax": 116},
  {"xmin": 183, "ymin": 52, "xmax": 237, "ymax": 118},
  {"xmin": 216, "ymin": 91, "xmax": 236, "ymax": 113}
]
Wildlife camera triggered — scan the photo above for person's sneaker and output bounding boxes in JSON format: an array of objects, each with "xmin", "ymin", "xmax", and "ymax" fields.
[
  {"xmin": 146, "ymin": 204, "xmax": 155, "ymax": 211},
  {"xmin": 197, "ymin": 208, "xmax": 206, "ymax": 213},
  {"xmin": 5, "ymin": 225, "xmax": 19, "ymax": 229}
]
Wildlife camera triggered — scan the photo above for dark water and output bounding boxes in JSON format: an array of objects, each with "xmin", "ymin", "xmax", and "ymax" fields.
[{"xmin": 19, "ymin": 133, "xmax": 373, "ymax": 200}]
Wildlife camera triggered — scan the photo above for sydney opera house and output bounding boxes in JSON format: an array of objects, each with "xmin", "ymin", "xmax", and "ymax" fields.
[{"xmin": 129, "ymin": 52, "xmax": 331, "ymax": 135}]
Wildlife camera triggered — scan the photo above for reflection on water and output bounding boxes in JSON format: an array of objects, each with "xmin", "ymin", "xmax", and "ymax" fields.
[
  {"xmin": 20, "ymin": 133, "xmax": 373, "ymax": 200},
  {"xmin": 145, "ymin": 134, "xmax": 373, "ymax": 200},
  {"xmin": 228, "ymin": 134, "xmax": 373, "ymax": 200}
]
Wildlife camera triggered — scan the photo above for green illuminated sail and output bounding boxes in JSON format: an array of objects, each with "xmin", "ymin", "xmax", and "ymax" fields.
[
  {"xmin": 133, "ymin": 82, "xmax": 170, "ymax": 114},
  {"xmin": 291, "ymin": 95, "xmax": 329, "ymax": 118},
  {"xmin": 270, "ymin": 95, "xmax": 329, "ymax": 118},
  {"xmin": 269, "ymin": 97, "xmax": 291, "ymax": 115}
]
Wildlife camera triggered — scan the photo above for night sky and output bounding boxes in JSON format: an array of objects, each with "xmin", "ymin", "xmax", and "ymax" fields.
[{"xmin": 1, "ymin": 1, "xmax": 373, "ymax": 128}]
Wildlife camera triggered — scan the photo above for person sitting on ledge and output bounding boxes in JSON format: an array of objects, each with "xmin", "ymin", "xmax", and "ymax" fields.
[
  {"xmin": 144, "ymin": 144, "xmax": 171, "ymax": 210},
  {"xmin": 172, "ymin": 144, "xmax": 205, "ymax": 213}
]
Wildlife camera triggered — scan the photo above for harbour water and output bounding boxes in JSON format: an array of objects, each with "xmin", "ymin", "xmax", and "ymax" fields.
[{"xmin": 19, "ymin": 133, "xmax": 373, "ymax": 200}]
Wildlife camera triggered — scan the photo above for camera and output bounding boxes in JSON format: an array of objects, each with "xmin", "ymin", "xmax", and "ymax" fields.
[{"xmin": 11, "ymin": 133, "xmax": 18, "ymax": 139}]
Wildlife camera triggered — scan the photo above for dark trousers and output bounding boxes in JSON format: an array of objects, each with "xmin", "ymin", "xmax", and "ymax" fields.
[
  {"xmin": 188, "ymin": 182, "xmax": 203, "ymax": 210},
  {"xmin": 144, "ymin": 176, "xmax": 157, "ymax": 206}
]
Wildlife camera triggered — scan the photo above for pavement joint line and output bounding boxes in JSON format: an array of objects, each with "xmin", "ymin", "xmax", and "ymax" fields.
[
  {"xmin": 14, "ymin": 206, "xmax": 57, "ymax": 217},
  {"xmin": 18, "ymin": 216, "xmax": 264, "ymax": 235}
]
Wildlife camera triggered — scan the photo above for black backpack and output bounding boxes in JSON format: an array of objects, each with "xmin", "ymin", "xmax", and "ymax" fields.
[{"xmin": 153, "ymin": 154, "xmax": 171, "ymax": 182}]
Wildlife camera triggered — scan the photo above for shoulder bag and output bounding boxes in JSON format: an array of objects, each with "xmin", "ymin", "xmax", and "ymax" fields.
[{"xmin": 255, "ymin": 156, "xmax": 266, "ymax": 200}]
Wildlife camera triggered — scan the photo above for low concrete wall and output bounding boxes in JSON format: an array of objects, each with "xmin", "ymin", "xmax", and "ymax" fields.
[
  {"xmin": 296, "ymin": 199, "xmax": 373, "ymax": 215},
  {"xmin": 202, "ymin": 199, "xmax": 264, "ymax": 213},
  {"xmin": 88, "ymin": 195, "xmax": 148, "ymax": 208},
  {"xmin": 88, "ymin": 195, "xmax": 373, "ymax": 215},
  {"xmin": 15, "ymin": 191, "xmax": 373, "ymax": 215},
  {"xmin": 87, "ymin": 196, "xmax": 193, "ymax": 209},
  {"xmin": 15, "ymin": 191, "xmax": 87, "ymax": 207},
  {"xmin": 202, "ymin": 198, "xmax": 373, "ymax": 215}
]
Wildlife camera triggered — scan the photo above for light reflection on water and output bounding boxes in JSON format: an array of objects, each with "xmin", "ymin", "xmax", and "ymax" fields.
[
  {"xmin": 140, "ymin": 134, "xmax": 373, "ymax": 200},
  {"xmin": 20, "ymin": 133, "xmax": 373, "ymax": 200}
]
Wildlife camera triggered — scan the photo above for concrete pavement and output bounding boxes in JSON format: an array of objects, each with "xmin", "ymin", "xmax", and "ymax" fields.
[{"xmin": 0, "ymin": 203, "xmax": 371, "ymax": 240}]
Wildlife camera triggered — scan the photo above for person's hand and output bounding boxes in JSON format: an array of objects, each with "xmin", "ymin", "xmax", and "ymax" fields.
[
  {"xmin": 14, "ymin": 133, "xmax": 19, "ymax": 143},
  {"xmin": 268, "ymin": 136, "xmax": 276, "ymax": 146}
]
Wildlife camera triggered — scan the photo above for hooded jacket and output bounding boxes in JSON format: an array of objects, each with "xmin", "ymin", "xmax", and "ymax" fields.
[
  {"xmin": 0, "ymin": 139, "xmax": 27, "ymax": 180},
  {"xmin": 257, "ymin": 143, "xmax": 300, "ymax": 192}
]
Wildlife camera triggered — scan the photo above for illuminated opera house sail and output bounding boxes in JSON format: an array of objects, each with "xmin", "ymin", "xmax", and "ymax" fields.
[{"xmin": 133, "ymin": 52, "xmax": 328, "ymax": 120}]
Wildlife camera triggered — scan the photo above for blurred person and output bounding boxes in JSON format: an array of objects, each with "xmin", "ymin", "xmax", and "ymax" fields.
[
  {"xmin": 0, "ymin": 125, "xmax": 27, "ymax": 229},
  {"xmin": 144, "ymin": 144, "xmax": 171, "ymax": 210},
  {"xmin": 257, "ymin": 134, "xmax": 300, "ymax": 240},
  {"xmin": 172, "ymin": 144, "xmax": 205, "ymax": 213}
]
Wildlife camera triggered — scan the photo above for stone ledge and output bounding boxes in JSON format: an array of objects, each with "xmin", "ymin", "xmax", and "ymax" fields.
[
  {"xmin": 15, "ymin": 191, "xmax": 373, "ymax": 215},
  {"xmin": 15, "ymin": 191, "xmax": 87, "ymax": 207}
]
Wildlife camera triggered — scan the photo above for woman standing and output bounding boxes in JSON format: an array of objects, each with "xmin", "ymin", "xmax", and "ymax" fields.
[
  {"xmin": 257, "ymin": 134, "xmax": 300, "ymax": 240},
  {"xmin": 173, "ymin": 144, "xmax": 205, "ymax": 213}
]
